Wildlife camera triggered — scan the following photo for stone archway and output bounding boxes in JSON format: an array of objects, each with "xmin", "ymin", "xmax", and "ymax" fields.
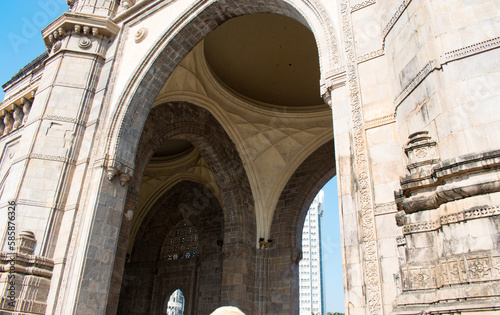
[
  {"xmin": 107, "ymin": 101, "xmax": 256, "ymax": 314},
  {"xmin": 117, "ymin": 180, "xmax": 224, "ymax": 314},
  {"xmin": 261, "ymin": 140, "xmax": 335, "ymax": 314},
  {"xmin": 57, "ymin": 1, "xmax": 348, "ymax": 314}
]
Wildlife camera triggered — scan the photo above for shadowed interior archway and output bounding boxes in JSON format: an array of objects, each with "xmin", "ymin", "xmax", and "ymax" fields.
[
  {"xmin": 107, "ymin": 101, "xmax": 256, "ymax": 313},
  {"xmin": 117, "ymin": 180, "xmax": 224, "ymax": 314},
  {"xmin": 257, "ymin": 139, "xmax": 335, "ymax": 314}
]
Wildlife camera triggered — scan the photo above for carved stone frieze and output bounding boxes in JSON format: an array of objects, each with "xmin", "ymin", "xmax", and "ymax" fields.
[
  {"xmin": 400, "ymin": 253, "xmax": 500, "ymax": 293},
  {"xmin": 374, "ymin": 201, "xmax": 398, "ymax": 215},
  {"xmin": 394, "ymin": 60, "xmax": 441, "ymax": 108},
  {"xmin": 365, "ymin": 113, "xmax": 395, "ymax": 130},
  {"xmin": 441, "ymin": 36, "xmax": 500, "ymax": 64},
  {"xmin": 396, "ymin": 236, "xmax": 406, "ymax": 246},
  {"xmin": 382, "ymin": 0, "xmax": 412, "ymax": 41},
  {"xmin": 357, "ymin": 48, "xmax": 384, "ymax": 64}
]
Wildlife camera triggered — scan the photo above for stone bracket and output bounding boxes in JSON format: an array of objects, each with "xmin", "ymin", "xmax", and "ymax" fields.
[
  {"xmin": 395, "ymin": 149, "xmax": 500, "ymax": 213},
  {"xmin": 98, "ymin": 158, "xmax": 134, "ymax": 186}
]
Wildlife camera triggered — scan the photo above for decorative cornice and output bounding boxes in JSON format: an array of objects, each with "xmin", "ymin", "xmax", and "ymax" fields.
[
  {"xmin": 441, "ymin": 36, "xmax": 500, "ymax": 64},
  {"xmin": 2, "ymin": 53, "xmax": 47, "ymax": 90},
  {"xmin": 402, "ymin": 205, "xmax": 500, "ymax": 235},
  {"xmin": 382, "ymin": 0, "xmax": 412, "ymax": 41},
  {"xmin": 42, "ymin": 13, "xmax": 120, "ymax": 50},
  {"xmin": 365, "ymin": 113, "xmax": 395, "ymax": 130},
  {"xmin": 357, "ymin": 48, "xmax": 384, "ymax": 64},
  {"xmin": 351, "ymin": 0, "xmax": 376, "ymax": 13}
]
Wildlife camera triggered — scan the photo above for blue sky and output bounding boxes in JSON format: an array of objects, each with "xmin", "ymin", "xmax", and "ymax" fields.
[
  {"xmin": 0, "ymin": 1, "xmax": 67, "ymax": 99},
  {"xmin": 0, "ymin": 2, "xmax": 345, "ymax": 312}
]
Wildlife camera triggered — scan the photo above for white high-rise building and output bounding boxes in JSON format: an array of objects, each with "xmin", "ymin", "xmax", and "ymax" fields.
[{"xmin": 299, "ymin": 190, "xmax": 325, "ymax": 315}]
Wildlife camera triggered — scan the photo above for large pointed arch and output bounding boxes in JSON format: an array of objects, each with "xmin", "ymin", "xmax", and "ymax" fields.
[
  {"xmin": 100, "ymin": 0, "xmax": 341, "ymax": 179},
  {"xmin": 63, "ymin": 1, "xmax": 342, "ymax": 313}
]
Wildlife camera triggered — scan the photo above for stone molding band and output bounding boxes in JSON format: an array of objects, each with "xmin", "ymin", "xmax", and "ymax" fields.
[
  {"xmin": 357, "ymin": 48, "xmax": 384, "ymax": 64},
  {"xmin": 351, "ymin": 0, "xmax": 376, "ymax": 13},
  {"xmin": 382, "ymin": 0, "xmax": 412, "ymax": 41},
  {"xmin": 394, "ymin": 60, "xmax": 441, "ymax": 108},
  {"xmin": 395, "ymin": 36, "xmax": 500, "ymax": 109},
  {"xmin": 365, "ymin": 113, "xmax": 395, "ymax": 130},
  {"xmin": 401, "ymin": 205, "xmax": 500, "ymax": 235},
  {"xmin": 441, "ymin": 36, "xmax": 500, "ymax": 64},
  {"xmin": 374, "ymin": 201, "xmax": 397, "ymax": 215}
]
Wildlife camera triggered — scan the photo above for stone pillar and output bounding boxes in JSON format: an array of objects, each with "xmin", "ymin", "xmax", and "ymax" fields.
[
  {"xmin": 0, "ymin": 11, "xmax": 121, "ymax": 315},
  {"xmin": 221, "ymin": 243, "xmax": 256, "ymax": 314},
  {"xmin": 322, "ymin": 56, "xmax": 385, "ymax": 314}
]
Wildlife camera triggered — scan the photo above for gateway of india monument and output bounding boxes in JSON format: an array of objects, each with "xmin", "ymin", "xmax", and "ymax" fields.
[{"xmin": 0, "ymin": 0, "xmax": 499, "ymax": 314}]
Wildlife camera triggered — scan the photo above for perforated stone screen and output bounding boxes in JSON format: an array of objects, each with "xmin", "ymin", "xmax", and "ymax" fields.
[{"xmin": 161, "ymin": 221, "xmax": 200, "ymax": 260}]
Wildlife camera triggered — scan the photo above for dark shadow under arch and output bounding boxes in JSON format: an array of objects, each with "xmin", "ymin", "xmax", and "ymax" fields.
[
  {"xmin": 109, "ymin": 102, "xmax": 256, "ymax": 313},
  {"xmin": 117, "ymin": 180, "xmax": 224, "ymax": 314}
]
